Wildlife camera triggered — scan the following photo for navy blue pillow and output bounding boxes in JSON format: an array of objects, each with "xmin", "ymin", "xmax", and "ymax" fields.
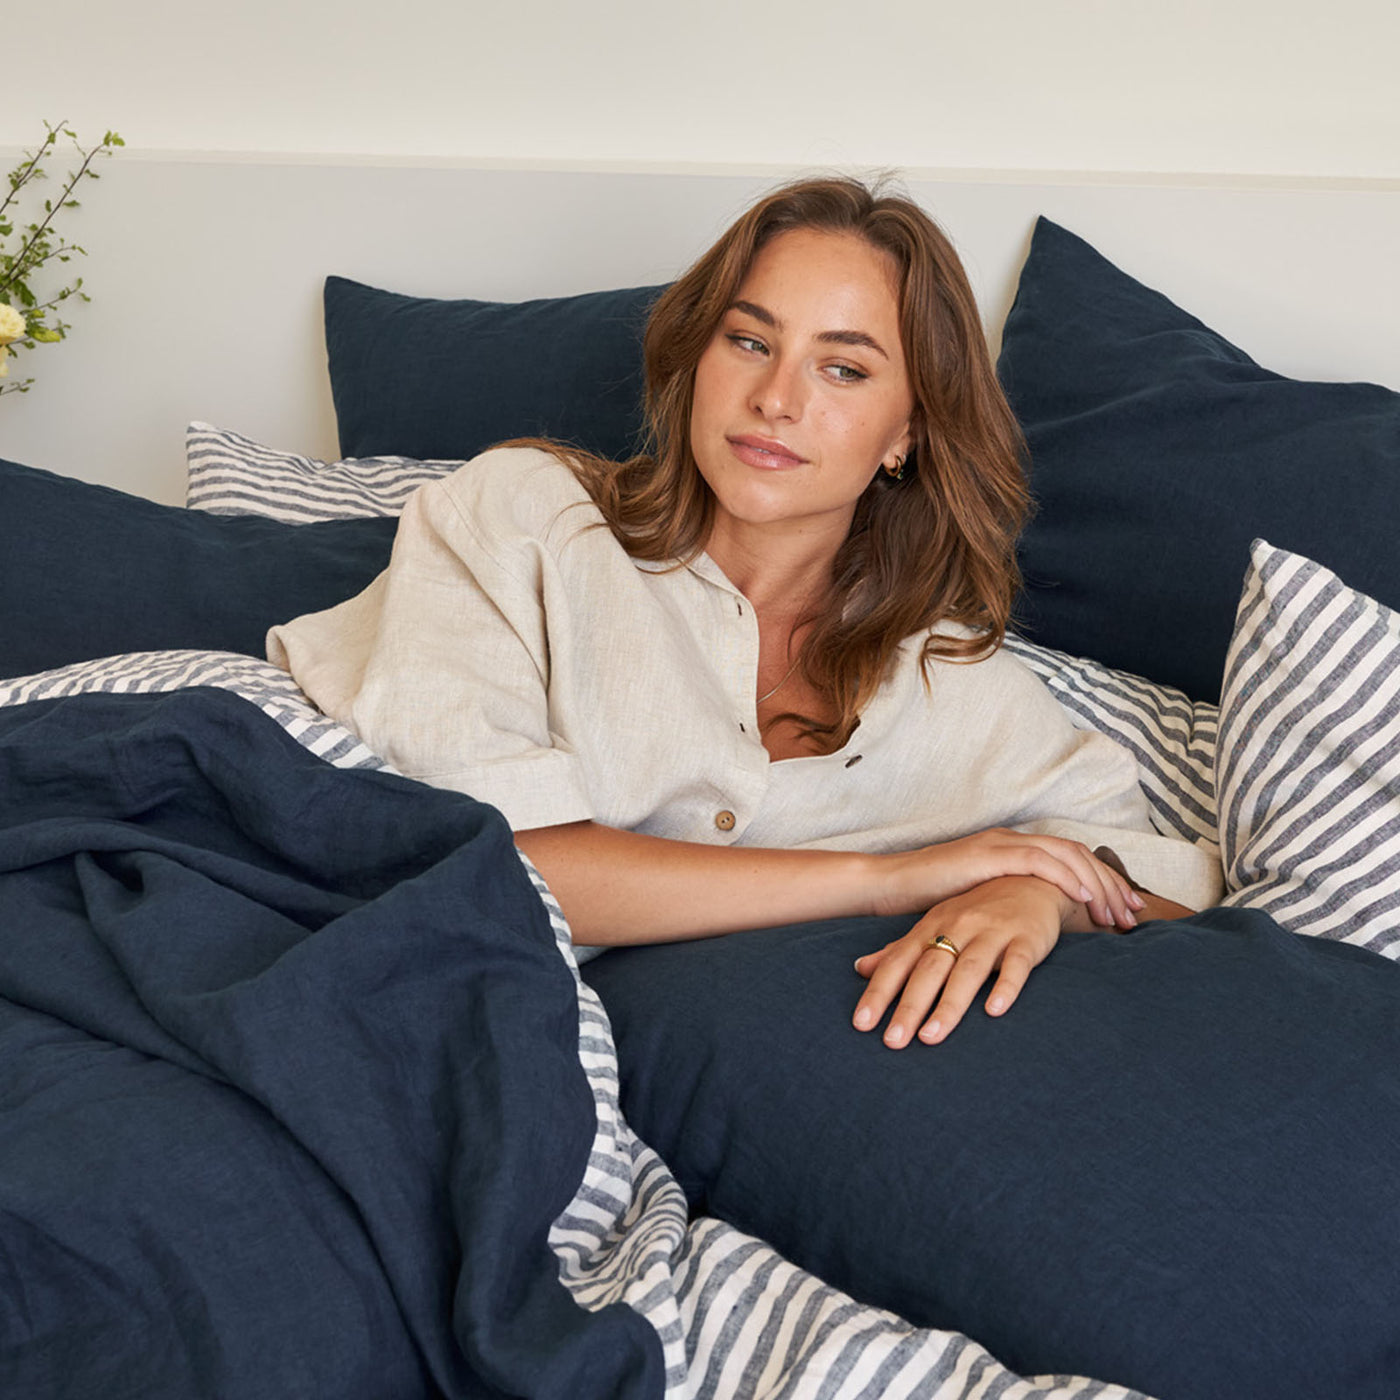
[
  {"xmin": 1000, "ymin": 218, "xmax": 1400, "ymax": 703},
  {"xmin": 585, "ymin": 909, "xmax": 1400, "ymax": 1400},
  {"xmin": 0, "ymin": 458, "xmax": 396, "ymax": 679},
  {"xmin": 324, "ymin": 276, "xmax": 661, "ymax": 462}
]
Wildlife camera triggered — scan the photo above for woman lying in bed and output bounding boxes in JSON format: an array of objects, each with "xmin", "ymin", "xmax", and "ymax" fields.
[{"xmin": 269, "ymin": 174, "xmax": 1222, "ymax": 1047}]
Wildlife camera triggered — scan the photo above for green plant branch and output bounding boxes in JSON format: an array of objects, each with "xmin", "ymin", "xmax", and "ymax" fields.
[
  {"xmin": 0, "ymin": 136, "xmax": 112, "ymax": 300},
  {"xmin": 24, "ymin": 283, "xmax": 85, "ymax": 319},
  {"xmin": 1, "ymin": 122, "xmax": 120, "ymax": 394},
  {"xmin": 0, "ymin": 123, "xmax": 64, "ymax": 224}
]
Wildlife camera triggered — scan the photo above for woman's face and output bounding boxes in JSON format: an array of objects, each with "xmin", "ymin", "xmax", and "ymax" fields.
[{"xmin": 689, "ymin": 227, "xmax": 914, "ymax": 554}]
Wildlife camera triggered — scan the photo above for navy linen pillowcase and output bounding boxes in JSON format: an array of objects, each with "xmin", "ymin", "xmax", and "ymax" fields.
[
  {"xmin": 584, "ymin": 909, "xmax": 1400, "ymax": 1400},
  {"xmin": 324, "ymin": 276, "xmax": 663, "ymax": 462},
  {"xmin": 1000, "ymin": 217, "xmax": 1400, "ymax": 704},
  {"xmin": 0, "ymin": 458, "xmax": 395, "ymax": 679}
]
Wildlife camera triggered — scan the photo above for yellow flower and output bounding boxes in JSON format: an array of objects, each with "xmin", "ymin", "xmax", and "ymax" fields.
[{"xmin": 0, "ymin": 303, "xmax": 25, "ymax": 347}]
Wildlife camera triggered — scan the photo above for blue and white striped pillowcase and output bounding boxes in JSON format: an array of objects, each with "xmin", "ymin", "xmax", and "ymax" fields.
[
  {"xmin": 1004, "ymin": 633, "xmax": 1219, "ymax": 852},
  {"xmin": 185, "ymin": 421, "xmax": 460, "ymax": 523},
  {"xmin": 1216, "ymin": 539, "xmax": 1400, "ymax": 958}
]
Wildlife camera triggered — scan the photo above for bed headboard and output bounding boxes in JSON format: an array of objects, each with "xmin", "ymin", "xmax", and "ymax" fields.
[{"xmin": 0, "ymin": 157, "xmax": 1395, "ymax": 504}]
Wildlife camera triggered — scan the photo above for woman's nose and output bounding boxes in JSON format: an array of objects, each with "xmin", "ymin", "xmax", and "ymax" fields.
[{"xmin": 749, "ymin": 356, "xmax": 804, "ymax": 421}]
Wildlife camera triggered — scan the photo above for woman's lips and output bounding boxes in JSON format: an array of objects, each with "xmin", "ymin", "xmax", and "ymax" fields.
[{"xmin": 726, "ymin": 435, "xmax": 807, "ymax": 470}]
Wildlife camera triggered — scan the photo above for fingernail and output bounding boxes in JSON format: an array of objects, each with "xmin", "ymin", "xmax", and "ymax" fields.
[
  {"xmin": 884, "ymin": 1025, "xmax": 907, "ymax": 1048},
  {"xmin": 988, "ymin": 996, "xmax": 1005, "ymax": 1014},
  {"xmin": 1079, "ymin": 885, "xmax": 1094, "ymax": 903},
  {"xmin": 854, "ymin": 1007, "xmax": 873, "ymax": 1030},
  {"xmin": 922, "ymin": 1020, "xmax": 943, "ymax": 1043},
  {"xmin": 1122, "ymin": 912, "xmax": 1137, "ymax": 928},
  {"xmin": 1130, "ymin": 892, "xmax": 1147, "ymax": 909}
]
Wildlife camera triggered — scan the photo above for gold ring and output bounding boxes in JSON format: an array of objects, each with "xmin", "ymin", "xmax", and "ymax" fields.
[{"xmin": 928, "ymin": 934, "xmax": 960, "ymax": 959}]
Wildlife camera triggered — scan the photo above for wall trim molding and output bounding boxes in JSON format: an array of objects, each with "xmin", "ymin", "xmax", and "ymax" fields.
[{"xmin": 4, "ymin": 147, "xmax": 1395, "ymax": 194}]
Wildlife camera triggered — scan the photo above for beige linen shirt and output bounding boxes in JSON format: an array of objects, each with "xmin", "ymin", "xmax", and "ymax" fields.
[{"xmin": 268, "ymin": 447, "xmax": 1223, "ymax": 910}]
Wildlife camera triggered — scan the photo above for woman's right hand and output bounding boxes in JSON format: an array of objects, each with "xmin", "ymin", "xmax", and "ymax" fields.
[{"xmin": 875, "ymin": 828, "xmax": 1145, "ymax": 931}]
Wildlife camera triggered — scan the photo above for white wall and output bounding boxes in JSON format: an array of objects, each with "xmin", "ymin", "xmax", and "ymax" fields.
[
  {"xmin": 12, "ymin": 0, "xmax": 1400, "ymax": 176},
  {"xmin": 2, "ymin": 0, "xmax": 1396, "ymax": 502}
]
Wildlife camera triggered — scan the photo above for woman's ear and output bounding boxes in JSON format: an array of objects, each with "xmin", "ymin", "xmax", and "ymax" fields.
[{"xmin": 883, "ymin": 423, "xmax": 914, "ymax": 476}]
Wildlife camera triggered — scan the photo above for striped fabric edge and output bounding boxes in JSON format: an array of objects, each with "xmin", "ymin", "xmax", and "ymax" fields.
[
  {"xmin": 1215, "ymin": 540, "xmax": 1400, "ymax": 957},
  {"xmin": 1003, "ymin": 633, "xmax": 1218, "ymax": 851},
  {"xmin": 523, "ymin": 861, "xmax": 1157, "ymax": 1400},
  {"xmin": 525, "ymin": 858, "xmax": 693, "ymax": 1395},
  {"xmin": 674, "ymin": 1219, "xmax": 1152, "ymax": 1400},
  {"xmin": 0, "ymin": 649, "xmax": 390, "ymax": 770},
  {"xmin": 185, "ymin": 420, "xmax": 460, "ymax": 522}
]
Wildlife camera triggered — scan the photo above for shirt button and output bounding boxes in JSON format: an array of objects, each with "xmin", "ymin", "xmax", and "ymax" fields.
[{"xmin": 714, "ymin": 810, "xmax": 736, "ymax": 831}]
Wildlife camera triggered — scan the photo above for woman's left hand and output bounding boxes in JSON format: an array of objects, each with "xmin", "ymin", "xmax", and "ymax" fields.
[{"xmin": 851, "ymin": 875, "xmax": 1082, "ymax": 1048}]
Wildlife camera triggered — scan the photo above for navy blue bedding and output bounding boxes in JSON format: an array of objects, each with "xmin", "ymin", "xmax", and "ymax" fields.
[
  {"xmin": 0, "ymin": 688, "xmax": 662, "ymax": 1399},
  {"xmin": 587, "ymin": 911, "xmax": 1400, "ymax": 1400}
]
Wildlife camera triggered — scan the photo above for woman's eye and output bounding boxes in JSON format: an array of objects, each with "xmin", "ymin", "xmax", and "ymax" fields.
[
  {"xmin": 727, "ymin": 332, "xmax": 767, "ymax": 355},
  {"xmin": 828, "ymin": 363, "xmax": 868, "ymax": 383}
]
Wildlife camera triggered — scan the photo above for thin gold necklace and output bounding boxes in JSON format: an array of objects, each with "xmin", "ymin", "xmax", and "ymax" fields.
[{"xmin": 757, "ymin": 657, "xmax": 801, "ymax": 705}]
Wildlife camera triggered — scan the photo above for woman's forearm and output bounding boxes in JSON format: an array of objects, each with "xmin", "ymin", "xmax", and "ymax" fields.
[
  {"xmin": 514, "ymin": 821, "xmax": 1146, "ymax": 946},
  {"xmin": 515, "ymin": 821, "xmax": 881, "ymax": 944}
]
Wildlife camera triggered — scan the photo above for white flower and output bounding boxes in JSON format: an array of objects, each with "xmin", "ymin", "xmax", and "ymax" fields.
[{"xmin": 0, "ymin": 303, "xmax": 25, "ymax": 347}]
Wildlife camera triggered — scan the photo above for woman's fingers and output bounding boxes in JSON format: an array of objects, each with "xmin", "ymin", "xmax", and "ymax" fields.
[
  {"xmin": 853, "ymin": 937, "xmax": 955, "ymax": 1044},
  {"xmin": 852, "ymin": 947, "xmax": 885, "ymax": 979},
  {"xmin": 894, "ymin": 942, "xmax": 989, "ymax": 1047},
  {"xmin": 953, "ymin": 831, "xmax": 1142, "ymax": 930},
  {"xmin": 852, "ymin": 878, "xmax": 1064, "ymax": 1047},
  {"xmin": 972, "ymin": 944, "xmax": 1037, "ymax": 1021},
  {"xmin": 1020, "ymin": 838, "xmax": 1139, "ymax": 929},
  {"xmin": 1074, "ymin": 849, "xmax": 1144, "ymax": 930}
]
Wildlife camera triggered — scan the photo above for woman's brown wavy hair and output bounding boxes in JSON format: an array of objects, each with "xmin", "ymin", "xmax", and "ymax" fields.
[{"xmin": 526, "ymin": 173, "xmax": 1029, "ymax": 749}]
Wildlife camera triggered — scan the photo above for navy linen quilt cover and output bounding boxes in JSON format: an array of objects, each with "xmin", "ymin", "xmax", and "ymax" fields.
[{"xmin": 0, "ymin": 686, "xmax": 662, "ymax": 1399}]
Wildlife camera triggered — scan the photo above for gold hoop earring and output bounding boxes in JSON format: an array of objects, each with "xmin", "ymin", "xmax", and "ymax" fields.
[{"xmin": 885, "ymin": 455, "xmax": 906, "ymax": 481}]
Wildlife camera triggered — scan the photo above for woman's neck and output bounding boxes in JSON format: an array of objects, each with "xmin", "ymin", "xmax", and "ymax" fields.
[{"xmin": 703, "ymin": 517, "xmax": 844, "ymax": 616}]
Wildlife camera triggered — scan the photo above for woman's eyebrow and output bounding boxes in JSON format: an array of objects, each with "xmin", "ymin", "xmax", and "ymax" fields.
[
  {"xmin": 819, "ymin": 328, "xmax": 889, "ymax": 359},
  {"xmin": 727, "ymin": 299, "xmax": 889, "ymax": 359},
  {"xmin": 730, "ymin": 298, "xmax": 778, "ymax": 328}
]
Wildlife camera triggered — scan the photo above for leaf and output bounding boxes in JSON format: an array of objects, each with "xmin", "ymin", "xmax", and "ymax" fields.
[{"xmin": 1, "ymin": 120, "xmax": 121, "ymax": 387}]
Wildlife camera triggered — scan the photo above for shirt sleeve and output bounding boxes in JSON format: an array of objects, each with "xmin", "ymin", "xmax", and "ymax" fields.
[
  {"xmin": 967, "ymin": 648, "xmax": 1225, "ymax": 911},
  {"xmin": 266, "ymin": 454, "xmax": 597, "ymax": 831}
]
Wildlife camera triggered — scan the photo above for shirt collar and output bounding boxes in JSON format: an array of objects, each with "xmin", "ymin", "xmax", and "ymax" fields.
[{"xmin": 633, "ymin": 551, "xmax": 744, "ymax": 598}]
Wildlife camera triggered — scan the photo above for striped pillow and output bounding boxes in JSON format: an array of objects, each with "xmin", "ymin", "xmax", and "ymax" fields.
[
  {"xmin": 185, "ymin": 421, "xmax": 459, "ymax": 522},
  {"xmin": 1004, "ymin": 633, "xmax": 1219, "ymax": 850},
  {"xmin": 1216, "ymin": 539, "xmax": 1400, "ymax": 956}
]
